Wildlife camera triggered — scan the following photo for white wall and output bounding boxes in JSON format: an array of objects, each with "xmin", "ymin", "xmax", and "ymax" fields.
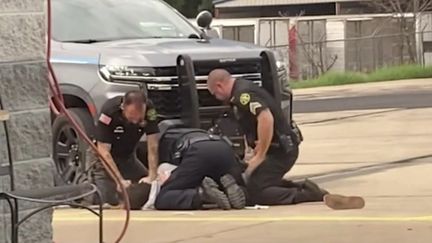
[
  {"xmin": 417, "ymin": 12, "xmax": 432, "ymax": 65},
  {"xmin": 258, "ymin": 19, "xmax": 272, "ymax": 46},
  {"xmin": 326, "ymin": 20, "xmax": 346, "ymax": 72}
]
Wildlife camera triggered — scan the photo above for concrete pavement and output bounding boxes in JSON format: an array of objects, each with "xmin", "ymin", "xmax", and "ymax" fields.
[
  {"xmin": 290, "ymin": 78, "xmax": 432, "ymax": 179},
  {"xmin": 290, "ymin": 108, "xmax": 432, "ymax": 179},
  {"xmin": 52, "ymin": 79, "xmax": 432, "ymax": 243},
  {"xmin": 53, "ymin": 154, "xmax": 432, "ymax": 243},
  {"xmin": 293, "ymin": 78, "xmax": 432, "ymax": 100}
]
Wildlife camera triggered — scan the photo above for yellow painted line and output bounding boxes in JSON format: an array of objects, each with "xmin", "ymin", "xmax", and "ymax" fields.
[{"xmin": 53, "ymin": 215, "xmax": 432, "ymax": 222}]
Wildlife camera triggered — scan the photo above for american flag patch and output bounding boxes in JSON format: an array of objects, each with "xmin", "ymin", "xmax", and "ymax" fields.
[{"xmin": 99, "ymin": 113, "xmax": 112, "ymax": 125}]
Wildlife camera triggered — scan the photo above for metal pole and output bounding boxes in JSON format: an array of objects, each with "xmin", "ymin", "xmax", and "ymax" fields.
[{"xmin": 0, "ymin": 97, "xmax": 15, "ymax": 191}]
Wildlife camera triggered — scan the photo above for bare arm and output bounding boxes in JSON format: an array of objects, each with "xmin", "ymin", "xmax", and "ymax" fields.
[
  {"xmin": 254, "ymin": 108, "xmax": 274, "ymax": 159},
  {"xmin": 244, "ymin": 136, "xmax": 254, "ymax": 162},
  {"xmin": 146, "ymin": 133, "xmax": 159, "ymax": 180},
  {"xmin": 97, "ymin": 142, "xmax": 124, "ymax": 181},
  {"xmin": 245, "ymin": 109, "xmax": 274, "ymax": 175}
]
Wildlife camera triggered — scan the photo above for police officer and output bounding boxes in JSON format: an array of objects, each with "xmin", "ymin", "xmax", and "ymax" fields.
[
  {"xmin": 207, "ymin": 69, "xmax": 365, "ymax": 209},
  {"xmin": 92, "ymin": 90, "xmax": 159, "ymax": 206},
  {"xmin": 154, "ymin": 122, "xmax": 246, "ymax": 210}
]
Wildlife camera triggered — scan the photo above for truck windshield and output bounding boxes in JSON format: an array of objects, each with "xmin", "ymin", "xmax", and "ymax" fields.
[{"xmin": 52, "ymin": 0, "xmax": 200, "ymax": 42}]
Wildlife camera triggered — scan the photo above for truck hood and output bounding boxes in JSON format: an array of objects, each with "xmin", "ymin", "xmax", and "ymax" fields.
[{"xmin": 96, "ymin": 38, "xmax": 266, "ymax": 67}]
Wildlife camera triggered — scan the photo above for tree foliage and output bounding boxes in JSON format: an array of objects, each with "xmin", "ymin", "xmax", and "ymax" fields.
[
  {"xmin": 370, "ymin": 0, "xmax": 432, "ymax": 14},
  {"xmin": 367, "ymin": 0, "xmax": 432, "ymax": 63}
]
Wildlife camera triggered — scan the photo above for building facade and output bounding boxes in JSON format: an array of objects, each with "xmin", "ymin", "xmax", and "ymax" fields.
[{"xmin": 214, "ymin": 0, "xmax": 374, "ymax": 18}]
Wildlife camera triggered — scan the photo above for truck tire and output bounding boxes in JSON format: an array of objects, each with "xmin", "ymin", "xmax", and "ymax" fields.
[{"xmin": 52, "ymin": 108, "xmax": 95, "ymax": 185}]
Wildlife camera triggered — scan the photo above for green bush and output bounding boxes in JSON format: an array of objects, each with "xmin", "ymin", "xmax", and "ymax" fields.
[{"xmin": 291, "ymin": 65, "xmax": 432, "ymax": 89}]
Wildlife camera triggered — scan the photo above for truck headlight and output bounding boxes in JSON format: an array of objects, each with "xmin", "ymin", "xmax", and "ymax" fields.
[
  {"xmin": 99, "ymin": 65, "xmax": 156, "ymax": 82},
  {"xmin": 272, "ymin": 50, "xmax": 291, "ymax": 94},
  {"xmin": 276, "ymin": 60, "xmax": 285, "ymax": 70},
  {"xmin": 273, "ymin": 50, "xmax": 287, "ymax": 71}
]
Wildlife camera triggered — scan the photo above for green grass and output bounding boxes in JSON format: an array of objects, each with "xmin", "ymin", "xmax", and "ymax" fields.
[{"xmin": 291, "ymin": 65, "xmax": 432, "ymax": 89}]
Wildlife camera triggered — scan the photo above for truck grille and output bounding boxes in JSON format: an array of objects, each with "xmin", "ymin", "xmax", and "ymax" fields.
[
  {"xmin": 148, "ymin": 89, "xmax": 223, "ymax": 118},
  {"xmin": 150, "ymin": 58, "xmax": 261, "ymax": 77},
  {"xmin": 193, "ymin": 59, "xmax": 261, "ymax": 76},
  {"xmin": 143, "ymin": 58, "xmax": 262, "ymax": 120}
]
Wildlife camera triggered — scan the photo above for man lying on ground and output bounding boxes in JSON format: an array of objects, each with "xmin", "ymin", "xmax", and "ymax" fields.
[{"xmin": 120, "ymin": 121, "xmax": 247, "ymax": 210}]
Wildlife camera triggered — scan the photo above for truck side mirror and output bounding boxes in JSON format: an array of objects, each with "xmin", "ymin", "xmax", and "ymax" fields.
[{"xmin": 196, "ymin": 10, "xmax": 213, "ymax": 29}]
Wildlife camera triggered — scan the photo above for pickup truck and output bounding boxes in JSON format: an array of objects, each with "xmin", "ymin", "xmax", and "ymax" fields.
[{"xmin": 49, "ymin": 0, "xmax": 293, "ymax": 184}]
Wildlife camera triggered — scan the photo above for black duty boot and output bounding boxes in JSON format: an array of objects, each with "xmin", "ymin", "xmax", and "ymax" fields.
[
  {"xmin": 200, "ymin": 177, "xmax": 231, "ymax": 210},
  {"xmin": 220, "ymin": 174, "xmax": 246, "ymax": 209}
]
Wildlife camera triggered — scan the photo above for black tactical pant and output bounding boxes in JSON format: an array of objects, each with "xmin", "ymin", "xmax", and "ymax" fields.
[
  {"xmin": 247, "ymin": 146, "xmax": 322, "ymax": 205},
  {"xmin": 93, "ymin": 155, "xmax": 148, "ymax": 206},
  {"xmin": 155, "ymin": 140, "xmax": 237, "ymax": 210}
]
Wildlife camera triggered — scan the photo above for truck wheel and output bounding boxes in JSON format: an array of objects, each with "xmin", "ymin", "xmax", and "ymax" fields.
[{"xmin": 52, "ymin": 108, "xmax": 95, "ymax": 185}]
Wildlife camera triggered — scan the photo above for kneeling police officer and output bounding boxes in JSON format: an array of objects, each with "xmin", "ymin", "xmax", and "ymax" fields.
[
  {"xmin": 91, "ymin": 90, "xmax": 159, "ymax": 206},
  {"xmin": 207, "ymin": 69, "xmax": 365, "ymax": 210},
  {"xmin": 153, "ymin": 121, "xmax": 246, "ymax": 210}
]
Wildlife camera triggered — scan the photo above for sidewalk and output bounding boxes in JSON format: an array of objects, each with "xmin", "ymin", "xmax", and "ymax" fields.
[{"xmin": 293, "ymin": 78, "xmax": 432, "ymax": 101}]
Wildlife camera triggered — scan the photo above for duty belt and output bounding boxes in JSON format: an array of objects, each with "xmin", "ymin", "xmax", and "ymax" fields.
[
  {"xmin": 187, "ymin": 134, "xmax": 222, "ymax": 145},
  {"xmin": 173, "ymin": 134, "xmax": 230, "ymax": 163}
]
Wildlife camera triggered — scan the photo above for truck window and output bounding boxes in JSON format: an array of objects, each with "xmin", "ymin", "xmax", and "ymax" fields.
[{"xmin": 52, "ymin": 0, "xmax": 200, "ymax": 42}]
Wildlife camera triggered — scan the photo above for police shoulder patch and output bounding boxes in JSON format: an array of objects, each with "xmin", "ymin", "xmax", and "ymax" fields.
[
  {"xmin": 146, "ymin": 108, "xmax": 158, "ymax": 121},
  {"xmin": 239, "ymin": 93, "xmax": 251, "ymax": 105}
]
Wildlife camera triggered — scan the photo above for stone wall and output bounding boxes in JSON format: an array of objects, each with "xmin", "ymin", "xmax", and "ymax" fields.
[{"xmin": 0, "ymin": 0, "xmax": 54, "ymax": 242}]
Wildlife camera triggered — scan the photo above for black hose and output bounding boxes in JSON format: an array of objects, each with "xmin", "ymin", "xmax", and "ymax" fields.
[{"xmin": 46, "ymin": 0, "xmax": 131, "ymax": 242}]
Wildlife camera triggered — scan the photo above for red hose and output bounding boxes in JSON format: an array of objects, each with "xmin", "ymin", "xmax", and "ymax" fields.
[{"xmin": 46, "ymin": 1, "xmax": 130, "ymax": 242}]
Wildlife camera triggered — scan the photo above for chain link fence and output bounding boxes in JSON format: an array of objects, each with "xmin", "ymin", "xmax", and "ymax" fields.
[
  {"xmin": 272, "ymin": 31, "xmax": 432, "ymax": 80},
  {"xmin": 257, "ymin": 16, "xmax": 432, "ymax": 80}
]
